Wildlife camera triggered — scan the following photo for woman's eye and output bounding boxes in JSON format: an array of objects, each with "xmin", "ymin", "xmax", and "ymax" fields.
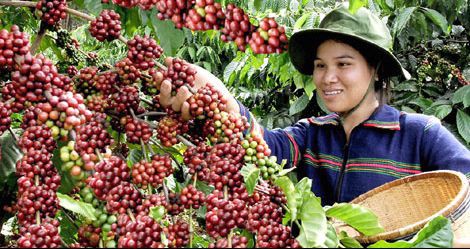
[
  {"xmin": 338, "ymin": 62, "xmax": 350, "ymax": 67},
  {"xmin": 314, "ymin": 63, "xmax": 325, "ymax": 68}
]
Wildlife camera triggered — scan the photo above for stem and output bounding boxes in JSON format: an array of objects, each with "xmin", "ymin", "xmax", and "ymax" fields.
[
  {"xmin": 192, "ymin": 174, "xmax": 198, "ymax": 187},
  {"xmin": 136, "ymin": 111, "xmax": 167, "ymax": 118},
  {"xmin": 139, "ymin": 97, "xmax": 154, "ymax": 106},
  {"xmin": 227, "ymin": 230, "xmax": 233, "ymax": 248},
  {"xmin": 31, "ymin": 22, "xmax": 46, "ymax": 55},
  {"xmin": 140, "ymin": 138, "xmax": 149, "ymax": 162},
  {"xmin": 65, "ymin": 6, "xmax": 94, "ymax": 21},
  {"xmin": 99, "ymin": 239, "xmax": 104, "ymax": 248},
  {"xmin": 8, "ymin": 127, "xmax": 18, "ymax": 142},
  {"xmin": 130, "ymin": 108, "xmax": 158, "ymax": 129},
  {"xmin": 155, "ymin": 61, "xmax": 167, "ymax": 71},
  {"xmin": 188, "ymin": 206, "xmax": 194, "ymax": 248},
  {"xmin": 95, "ymin": 148, "xmax": 104, "ymax": 161},
  {"xmin": 0, "ymin": 1, "xmax": 36, "ymax": 8},
  {"xmin": 176, "ymin": 135, "xmax": 196, "ymax": 148},
  {"xmin": 162, "ymin": 181, "xmax": 170, "ymax": 204},
  {"xmin": 127, "ymin": 209, "xmax": 136, "ymax": 222},
  {"xmin": 119, "ymin": 35, "xmax": 128, "ymax": 44},
  {"xmin": 184, "ymin": 83, "xmax": 197, "ymax": 95},
  {"xmin": 36, "ymin": 211, "xmax": 41, "ymax": 225},
  {"xmin": 223, "ymin": 185, "xmax": 228, "ymax": 200}
]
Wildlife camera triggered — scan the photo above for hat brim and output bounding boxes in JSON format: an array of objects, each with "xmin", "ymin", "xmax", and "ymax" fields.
[{"xmin": 288, "ymin": 29, "xmax": 410, "ymax": 79}]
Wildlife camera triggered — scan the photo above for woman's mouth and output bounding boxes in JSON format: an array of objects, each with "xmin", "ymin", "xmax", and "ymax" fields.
[{"xmin": 323, "ymin": 90, "xmax": 343, "ymax": 96}]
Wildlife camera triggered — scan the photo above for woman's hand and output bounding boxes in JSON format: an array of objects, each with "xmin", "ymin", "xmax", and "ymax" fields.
[{"xmin": 156, "ymin": 57, "xmax": 239, "ymax": 120}]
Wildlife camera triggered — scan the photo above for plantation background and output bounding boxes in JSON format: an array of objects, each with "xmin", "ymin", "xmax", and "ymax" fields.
[{"xmin": 0, "ymin": 0, "xmax": 469, "ymax": 247}]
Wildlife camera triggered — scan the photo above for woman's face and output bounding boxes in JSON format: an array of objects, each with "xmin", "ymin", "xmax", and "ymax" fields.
[{"xmin": 313, "ymin": 40, "xmax": 376, "ymax": 113}]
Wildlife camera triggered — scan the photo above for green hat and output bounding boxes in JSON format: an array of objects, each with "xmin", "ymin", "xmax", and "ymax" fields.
[{"xmin": 289, "ymin": 5, "xmax": 410, "ymax": 79}]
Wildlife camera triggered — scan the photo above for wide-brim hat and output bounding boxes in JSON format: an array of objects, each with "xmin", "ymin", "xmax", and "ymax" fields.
[{"xmin": 289, "ymin": 5, "xmax": 410, "ymax": 80}]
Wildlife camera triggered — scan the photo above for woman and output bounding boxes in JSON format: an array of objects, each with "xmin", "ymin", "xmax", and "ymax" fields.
[{"xmin": 157, "ymin": 4, "xmax": 470, "ymax": 245}]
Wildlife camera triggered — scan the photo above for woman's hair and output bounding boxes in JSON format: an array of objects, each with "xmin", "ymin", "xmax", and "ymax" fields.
[{"xmin": 315, "ymin": 37, "xmax": 391, "ymax": 105}]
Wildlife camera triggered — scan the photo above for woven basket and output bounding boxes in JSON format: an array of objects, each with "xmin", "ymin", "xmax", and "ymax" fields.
[{"xmin": 335, "ymin": 170, "xmax": 470, "ymax": 244}]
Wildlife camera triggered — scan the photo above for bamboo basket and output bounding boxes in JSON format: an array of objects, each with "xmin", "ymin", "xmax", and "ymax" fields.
[{"xmin": 334, "ymin": 170, "xmax": 470, "ymax": 244}]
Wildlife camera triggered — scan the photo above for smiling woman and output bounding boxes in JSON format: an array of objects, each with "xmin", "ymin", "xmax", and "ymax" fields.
[{"xmin": 155, "ymin": 3, "xmax": 470, "ymax": 246}]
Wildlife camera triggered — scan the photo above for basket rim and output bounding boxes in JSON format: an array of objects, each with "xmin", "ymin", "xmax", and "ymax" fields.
[{"xmin": 350, "ymin": 170, "xmax": 470, "ymax": 244}]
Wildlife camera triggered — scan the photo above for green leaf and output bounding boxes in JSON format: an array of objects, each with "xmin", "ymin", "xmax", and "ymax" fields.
[
  {"xmin": 456, "ymin": 110, "xmax": 470, "ymax": 143},
  {"xmin": 57, "ymin": 193, "xmax": 96, "ymax": 220},
  {"xmin": 340, "ymin": 231, "xmax": 364, "ymax": 248},
  {"xmin": 0, "ymin": 133, "xmax": 22, "ymax": 192},
  {"xmin": 295, "ymin": 177, "xmax": 312, "ymax": 196},
  {"xmin": 274, "ymin": 176, "xmax": 299, "ymax": 221},
  {"xmin": 127, "ymin": 148, "xmax": 143, "ymax": 167},
  {"xmin": 420, "ymin": 7, "xmax": 449, "ymax": 35},
  {"xmin": 323, "ymin": 224, "xmax": 340, "ymax": 248},
  {"xmin": 392, "ymin": 7, "xmax": 417, "ymax": 37},
  {"xmin": 297, "ymin": 192, "xmax": 327, "ymax": 247},
  {"xmin": 195, "ymin": 181, "xmax": 214, "ymax": 195},
  {"xmin": 452, "ymin": 85, "xmax": 470, "ymax": 105},
  {"xmin": 432, "ymin": 105, "xmax": 452, "ymax": 120},
  {"xmin": 240, "ymin": 164, "xmax": 260, "ymax": 195},
  {"xmin": 294, "ymin": 12, "xmax": 313, "ymax": 29},
  {"xmin": 1, "ymin": 217, "xmax": 16, "ymax": 237},
  {"xmin": 59, "ymin": 211, "xmax": 78, "ymax": 245},
  {"xmin": 464, "ymin": 90, "xmax": 470, "ymax": 108},
  {"xmin": 165, "ymin": 175, "xmax": 177, "ymax": 192},
  {"xmin": 149, "ymin": 206, "xmax": 166, "ymax": 221},
  {"xmin": 289, "ymin": 93, "xmax": 310, "ymax": 116},
  {"xmin": 83, "ymin": 0, "xmax": 102, "ymax": 16},
  {"xmin": 151, "ymin": 18, "xmax": 185, "ymax": 56},
  {"xmin": 393, "ymin": 81, "xmax": 419, "ymax": 92},
  {"xmin": 349, "ymin": 0, "xmax": 368, "ymax": 14},
  {"xmin": 368, "ymin": 216, "xmax": 453, "ymax": 248},
  {"xmin": 326, "ymin": 203, "xmax": 384, "ymax": 236}
]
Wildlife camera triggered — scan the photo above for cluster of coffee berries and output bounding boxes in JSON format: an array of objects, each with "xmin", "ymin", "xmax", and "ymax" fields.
[
  {"xmin": 205, "ymin": 191, "xmax": 248, "ymax": 238},
  {"xmin": 161, "ymin": 58, "xmax": 197, "ymax": 95},
  {"xmin": 10, "ymin": 53, "xmax": 59, "ymax": 105},
  {"xmin": 156, "ymin": 116, "xmax": 189, "ymax": 146},
  {"xmin": 107, "ymin": 86, "xmax": 141, "ymax": 114},
  {"xmin": 127, "ymin": 35, "xmax": 163, "ymax": 70},
  {"xmin": 112, "ymin": 0, "xmax": 139, "ymax": 8},
  {"xmin": 35, "ymin": 0, "xmax": 68, "ymax": 26},
  {"xmin": 115, "ymin": 58, "xmax": 141, "ymax": 85},
  {"xmin": 0, "ymin": 102, "xmax": 12, "ymax": 136},
  {"xmin": 138, "ymin": 0, "xmax": 158, "ymax": 10},
  {"xmin": 59, "ymin": 141, "xmax": 88, "ymax": 180},
  {"xmin": 88, "ymin": 156, "xmax": 130, "ymax": 200},
  {"xmin": 121, "ymin": 116, "xmax": 154, "ymax": 144},
  {"xmin": 18, "ymin": 125, "xmax": 56, "ymax": 153},
  {"xmin": 17, "ymin": 219, "xmax": 61, "ymax": 248},
  {"xmin": 221, "ymin": 4, "xmax": 254, "ymax": 51},
  {"xmin": 0, "ymin": 25, "xmax": 30, "ymax": 70},
  {"xmin": 75, "ymin": 66, "xmax": 99, "ymax": 97},
  {"xmin": 131, "ymin": 154, "xmax": 173, "ymax": 189},
  {"xmin": 163, "ymin": 220, "xmax": 190, "ymax": 248},
  {"xmin": 209, "ymin": 235, "xmax": 248, "ymax": 248},
  {"xmin": 256, "ymin": 223, "xmax": 300, "ymax": 248},
  {"xmin": 118, "ymin": 215, "xmax": 163, "ymax": 248},
  {"xmin": 105, "ymin": 182, "xmax": 142, "ymax": 214},
  {"xmin": 203, "ymin": 111, "xmax": 249, "ymax": 143},
  {"xmin": 249, "ymin": 17, "xmax": 288, "ymax": 54},
  {"xmin": 90, "ymin": 10, "xmax": 122, "ymax": 42},
  {"xmin": 185, "ymin": 0, "xmax": 225, "ymax": 31},
  {"xmin": 179, "ymin": 184, "xmax": 205, "ymax": 209},
  {"xmin": 188, "ymin": 83, "xmax": 227, "ymax": 119},
  {"xmin": 75, "ymin": 117, "xmax": 113, "ymax": 155},
  {"xmin": 156, "ymin": 0, "xmax": 194, "ymax": 29}
]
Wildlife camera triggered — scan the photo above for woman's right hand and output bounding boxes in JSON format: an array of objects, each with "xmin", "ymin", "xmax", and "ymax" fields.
[{"xmin": 156, "ymin": 57, "xmax": 240, "ymax": 120}]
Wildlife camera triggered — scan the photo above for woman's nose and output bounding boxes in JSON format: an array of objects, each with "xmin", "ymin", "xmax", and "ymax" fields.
[{"xmin": 322, "ymin": 67, "xmax": 339, "ymax": 84}]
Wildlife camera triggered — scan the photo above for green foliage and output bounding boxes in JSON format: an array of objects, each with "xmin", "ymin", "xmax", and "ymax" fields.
[
  {"xmin": 240, "ymin": 163, "xmax": 260, "ymax": 195},
  {"xmin": 368, "ymin": 216, "xmax": 453, "ymax": 248},
  {"xmin": 57, "ymin": 193, "xmax": 97, "ymax": 221}
]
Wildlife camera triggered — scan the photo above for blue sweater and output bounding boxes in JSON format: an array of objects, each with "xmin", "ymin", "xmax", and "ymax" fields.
[{"xmin": 239, "ymin": 104, "xmax": 470, "ymax": 206}]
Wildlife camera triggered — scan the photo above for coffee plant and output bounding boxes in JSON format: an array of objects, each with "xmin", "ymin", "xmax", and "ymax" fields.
[{"xmin": 0, "ymin": 0, "xmax": 463, "ymax": 248}]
